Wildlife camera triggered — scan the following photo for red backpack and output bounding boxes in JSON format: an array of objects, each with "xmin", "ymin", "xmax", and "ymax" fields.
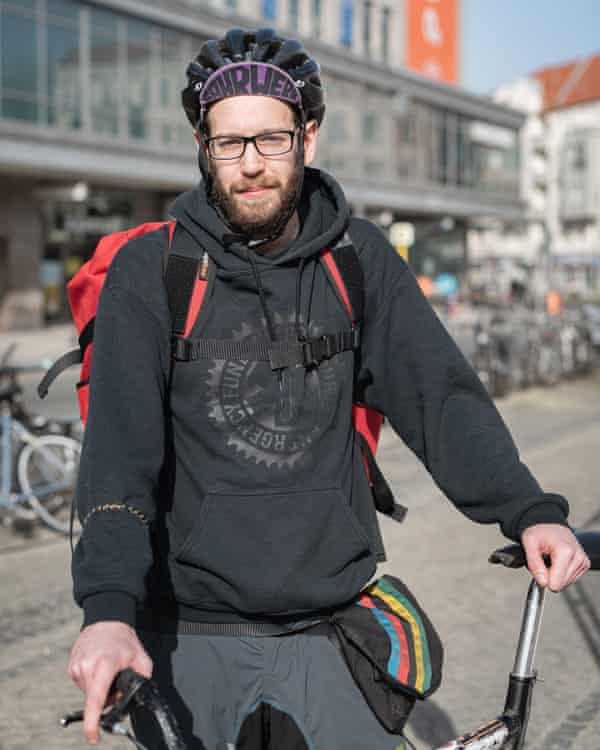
[{"xmin": 38, "ymin": 221, "xmax": 406, "ymax": 523}]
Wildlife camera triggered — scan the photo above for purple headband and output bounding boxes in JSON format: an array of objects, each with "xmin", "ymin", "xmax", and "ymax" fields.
[{"xmin": 198, "ymin": 62, "xmax": 303, "ymax": 121}]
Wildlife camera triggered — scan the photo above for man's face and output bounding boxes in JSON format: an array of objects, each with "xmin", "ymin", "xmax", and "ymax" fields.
[{"xmin": 201, "ymin": 96, "xmax": 317, "ymax": 238}]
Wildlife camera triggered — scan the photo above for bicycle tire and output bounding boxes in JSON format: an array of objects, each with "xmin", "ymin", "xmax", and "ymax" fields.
[{"xmin": 17, "ymin": 434, "xmax": 81, "ymax": 535}]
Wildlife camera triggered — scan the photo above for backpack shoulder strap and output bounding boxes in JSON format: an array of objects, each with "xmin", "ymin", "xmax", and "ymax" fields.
[
  {"xmin": 164, "ymin": 222, "xmax": 215, "ymax": 339},
  {"xmin": 320, "ymin": 232, "xmax": 364, "ymax": 326},
  {"xmin": 325, "ymin": 227, "xmax": 408, "ymax": 524}
]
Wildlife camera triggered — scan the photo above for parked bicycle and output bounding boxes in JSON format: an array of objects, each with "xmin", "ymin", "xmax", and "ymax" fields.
[
  {"xmin": 61, "ymin": 531, "xmax": 599, "ymax": 750},
  {"xmin": 0, "ymin": 343, "xmax": 82, "ymax": 535}
]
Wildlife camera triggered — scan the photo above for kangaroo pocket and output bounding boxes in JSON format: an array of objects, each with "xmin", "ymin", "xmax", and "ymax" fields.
[{"xmin": 172, "ymin": 487, "xmax": 376, "ymax": 615}]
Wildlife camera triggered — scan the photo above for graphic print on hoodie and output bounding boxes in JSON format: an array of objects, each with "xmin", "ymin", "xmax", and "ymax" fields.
[{"xmin": 73, "ymin": 167, "xmax": 569, "ymax": 629}]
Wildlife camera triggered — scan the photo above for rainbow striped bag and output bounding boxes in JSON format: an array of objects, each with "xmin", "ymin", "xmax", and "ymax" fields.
[{"xmin": 330, "ymin": 575, "xmax": 443, "ymax": 734}]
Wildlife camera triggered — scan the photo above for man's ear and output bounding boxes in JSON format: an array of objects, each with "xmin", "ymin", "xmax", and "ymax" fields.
[{"xmin": 303, "ymin": 120, "xmax": 319, "ymax": 166}]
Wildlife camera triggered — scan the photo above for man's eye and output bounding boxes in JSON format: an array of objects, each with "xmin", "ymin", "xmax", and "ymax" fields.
[
  {"xmin": 218, "ymin": 138, "xmax": 242, "ymax": 148},
  {"xmin": 259, "ymin": 133, "xmax": 286, "ymax": 144}
]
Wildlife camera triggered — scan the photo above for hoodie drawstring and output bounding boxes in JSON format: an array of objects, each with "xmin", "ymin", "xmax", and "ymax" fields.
[{"xmin": 248, "ymin": 252, "xmax": 278, "ymax": 344}]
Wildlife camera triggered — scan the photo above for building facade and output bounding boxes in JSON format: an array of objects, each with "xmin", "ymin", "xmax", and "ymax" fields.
[
  {"xmin": 0, "ymin": 0, "xmax": 523, "ymax": 328},
  {"xmin": 470, "ymin": 54, "xmax": 600, "ymax": 300}
]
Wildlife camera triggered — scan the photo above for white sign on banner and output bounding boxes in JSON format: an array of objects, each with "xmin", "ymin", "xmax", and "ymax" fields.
[{"xmin": 389, "ymin": 222, "xmax": 415, "ymax": 247}]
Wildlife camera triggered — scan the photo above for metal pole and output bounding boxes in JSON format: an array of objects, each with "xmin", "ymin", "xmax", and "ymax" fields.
[{"xmin": 512, "ymin": 580, "xmax": 546, "ymax": 678}]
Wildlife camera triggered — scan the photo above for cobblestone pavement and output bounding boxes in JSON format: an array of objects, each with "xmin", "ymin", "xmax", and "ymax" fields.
[{"xmin": 1, "ymin": 327, "xmax": 599, "ymax": 749}]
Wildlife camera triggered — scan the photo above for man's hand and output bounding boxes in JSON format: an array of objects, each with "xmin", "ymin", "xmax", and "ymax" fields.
[
  {"xmin": 521, "ymin": 524, "xmax": 590, "ymax": 591},
  {"xmin": 68, "ymin": 621, "xmax": 153, "ymax": 744}
]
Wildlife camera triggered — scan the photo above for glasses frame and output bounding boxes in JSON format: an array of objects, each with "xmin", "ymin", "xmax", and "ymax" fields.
[{"xmin": 204, "ymin": 129, "xmax": 298, "ymax": 160}]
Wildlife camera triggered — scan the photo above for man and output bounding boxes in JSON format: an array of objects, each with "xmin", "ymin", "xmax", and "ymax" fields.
[{"xmin": 69, "ymin": 28, "xmax": 589, "ymax": 749}]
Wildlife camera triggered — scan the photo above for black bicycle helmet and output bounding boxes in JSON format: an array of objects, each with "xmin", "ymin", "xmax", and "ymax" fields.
[
  {"xmin": 181, "ymin": 29, "xmax": 326, "ymax": 246},
  {"xmin": 182, "ymin": 28, "xmax": 326, "ymax": 130}
]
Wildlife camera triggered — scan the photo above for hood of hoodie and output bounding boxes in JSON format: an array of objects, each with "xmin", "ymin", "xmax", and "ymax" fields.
[{"xmin": 169, "ymin": 166, "xmax": 350, "ymax": 274}]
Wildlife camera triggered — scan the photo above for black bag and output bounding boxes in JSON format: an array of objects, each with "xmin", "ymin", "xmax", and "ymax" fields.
[{"xmin": 330, "ymin": 575, "xmax": 443, "ymax": 734}]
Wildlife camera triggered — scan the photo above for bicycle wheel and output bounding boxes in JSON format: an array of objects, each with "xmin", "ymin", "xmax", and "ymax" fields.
[
  {"xmin": 17, "ymin": 435, "xmax": 81, "ymax": 535},
  {"xmin": 0, "ymin": 424, "xmax": 37, "ymax": 522}
]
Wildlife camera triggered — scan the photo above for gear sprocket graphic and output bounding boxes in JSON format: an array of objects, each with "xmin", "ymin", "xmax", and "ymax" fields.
[{"xmin": 205, "ymin": 314, "xmax": 339, "ymax": 469}]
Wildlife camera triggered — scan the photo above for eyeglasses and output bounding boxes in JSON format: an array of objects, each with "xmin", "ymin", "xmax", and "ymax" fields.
[{"xmin": 205, "ymin": 129, "xmax": 297, "ymax": 160}]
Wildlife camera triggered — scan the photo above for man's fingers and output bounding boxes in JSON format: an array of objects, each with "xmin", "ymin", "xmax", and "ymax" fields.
[
  {"xmin": 547, "ymin": 545, "xmax": 574, "ymax": 591},
  {"xmin": 131, "ymin": 651, "xmax": 153, "ymax": 680},
  {"xmin": 564, "ymin": 552, "xmax": 591, "ymax": 588},
  {"xmin": 83, "ymin": 663, "xmax": 118, "ymax": 744},
  {"xmin": 525, "ymin": 546, "xmax": 549, "ymax": 587}
]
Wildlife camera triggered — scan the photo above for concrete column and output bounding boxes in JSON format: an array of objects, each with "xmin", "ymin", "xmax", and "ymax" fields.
[{"xmin": 0, "ymin": 179, "xmax": 44, "ymax": 330}]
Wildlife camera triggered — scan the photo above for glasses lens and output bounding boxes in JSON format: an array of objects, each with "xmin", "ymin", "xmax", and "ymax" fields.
[
  {"xmin": 255, "ymin": 131, "xmax": 293, "ymax": 156},
  {"xmin": 210, "ymin": 137, "xmax": 244, "ymax": 159}
]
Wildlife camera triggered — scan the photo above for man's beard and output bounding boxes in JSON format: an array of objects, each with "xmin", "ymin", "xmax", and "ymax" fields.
[{"xmin": 209, "ymin": 157, "xmax": 303, "ymax": 241}]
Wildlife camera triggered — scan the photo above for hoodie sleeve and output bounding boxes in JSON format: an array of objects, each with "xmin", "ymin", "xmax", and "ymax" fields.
[
  {"xmin": 352, "ymin": 219, "xmax": 569, "ymax": 541},
  {"xmin": 72, "ymin": 237, "xmax": 171, "ymax": 628}
]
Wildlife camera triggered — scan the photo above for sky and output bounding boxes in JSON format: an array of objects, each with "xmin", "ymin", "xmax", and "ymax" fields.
[{"xmin": 461, "ymin": 0, "xmax": 600, "ymax": 94}]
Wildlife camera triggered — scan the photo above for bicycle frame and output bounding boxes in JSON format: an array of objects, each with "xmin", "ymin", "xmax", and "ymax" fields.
[{"xmin": 434, "ymin": 580, "xmax": 546, "ymax": 750}]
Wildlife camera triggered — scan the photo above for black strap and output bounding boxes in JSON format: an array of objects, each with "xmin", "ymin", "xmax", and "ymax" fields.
[
  {"xmin": 164, "ymin": 222, "xmax": 213, "ymax": 337},
  {"xmin": 138, "ymin": 615, "xmax": 330, "ymax": 637},
  {"xmin": 330, "ymin": 240, "xmax": 364, "ymax": 323},
  {"xmin": 359, "ymin": 433, "xmax": 407, "ymax": 523},
  {"xmin": 38, "ymin": 317, "xmax": 96, "ymax": 399},
  {"xmin": 37, "ymin": 348, "xmax": 82, "ymax": 399},
  {"xmin": 165, "ymin": 254, "xmax": 199, "ymax": 336},
  {"xmin": 172, "ymin": 329, "xmax": 360, "ymax": 370},
  {"xmin": 79, "ymin": 317, "xmax": 95, "ymax": 353}
]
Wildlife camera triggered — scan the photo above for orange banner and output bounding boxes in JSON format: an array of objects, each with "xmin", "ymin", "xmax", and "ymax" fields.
[{"xmin": 407, "ymin": 0, "xmax": 459, "ymax": 85}]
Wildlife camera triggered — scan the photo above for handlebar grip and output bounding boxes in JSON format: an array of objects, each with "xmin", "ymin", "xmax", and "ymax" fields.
[
  {"xmin": 113, "ymin": 668, "xmax": 146, "ymax": 696},
  {"xmin": 110, "ymin": 670, "xmax": 187, "ymax": 750}
]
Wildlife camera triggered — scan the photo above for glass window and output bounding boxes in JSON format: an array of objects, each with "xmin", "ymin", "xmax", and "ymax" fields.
[
  {"xmin": 312, "ymin": 0, "xmax": 322, "ymax": 38},
  {"xmin": 90, "ymin": 8, "xmax": 120, "ymax": 136},
  {"xmin": 457, "ymin": 117, "xmax": 473, "ymax": 187},
  {"xmin": 327, "ymin": 111, "xmax": 348, "ymax": 144},
  {"xmin": 381, "ymin": 7, "xmax": 390, "ymax": 63},
  {"xmin": 263, "ymin": 0, "xmax": 277, "ymax": 21},
  {"xmin": 362, "ymin": 111, "xmax": 379, "ymax": 144},
  {"xmin": 47, "ymin": 0, "xmax": 79, "ymax": 21},
  {"xmin": 1, "ymin": 6, "xmax": 38, "ymax": 121},
  {"xmin": 225, "ymin": 0, "xmax": 238, "ymax": 10},
  {"xmin": 127, "ymin": 18, "xmax": 152, "ymax": 141},
  {"xmin": 47, "ymin": 10, "xmax": 81, "ymax": 129},
  {"xmin": 158, "ymin": 28, "xmax": 189, "ymax": 148},
  {"xmin": 289, "ymin": 0, "xmax": 299, "ymax": 29},
  {"xmin": 362, "ymin": 0, "xmax": 371, "ymax": 57},
  {"xmin": 468, "ymin": 120, "xmax": 519, "ymax": 194},
  {"xmin": 340, "ymin": 0, "xmax": 353, "ymax": 47},
  {"xmin": 431, "ymin": 107, "xmax": 447, "ymax": 184}
]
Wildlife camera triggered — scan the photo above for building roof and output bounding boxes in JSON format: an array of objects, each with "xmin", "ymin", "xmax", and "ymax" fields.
[{"xmin": 534, "ymin": 53, "xmax": 600, "ymax": 112}]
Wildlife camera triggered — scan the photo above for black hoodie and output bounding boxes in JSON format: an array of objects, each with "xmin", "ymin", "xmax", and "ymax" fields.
[{"xmin": 73, "ymin": 168, "xmax": 569, "ymax": 628}]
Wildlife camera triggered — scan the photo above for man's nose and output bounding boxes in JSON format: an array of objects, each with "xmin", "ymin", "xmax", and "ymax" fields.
[{"xmin": 240, "ymin": 141, "xmax": 265, "ymax": 174}]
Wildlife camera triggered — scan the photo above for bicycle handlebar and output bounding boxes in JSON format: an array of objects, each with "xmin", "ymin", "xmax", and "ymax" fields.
[
  {"xmin": 61, "ymin": 669, "xmax": 186, "ymax": 750},
  {"xmin": 490, "ymin": 529, "xmax": 600, "ymax": 571}
]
